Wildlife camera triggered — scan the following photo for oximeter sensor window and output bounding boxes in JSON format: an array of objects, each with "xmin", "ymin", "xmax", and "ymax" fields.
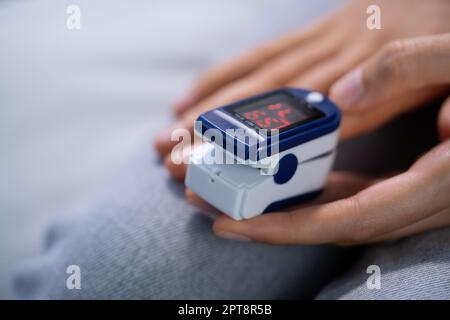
[{"xmin": 224, "ymin": 91, "xmax": 324, "ymax": 133}]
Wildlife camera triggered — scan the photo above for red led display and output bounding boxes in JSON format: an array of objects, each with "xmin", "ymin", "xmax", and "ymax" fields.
[
  {"xmin": 241, "ymin": 102, "xmax": 307, "ymax": 130},
  {"xmin": 227, "ymin": 91, "xmax": 324, "ymax": 134}
]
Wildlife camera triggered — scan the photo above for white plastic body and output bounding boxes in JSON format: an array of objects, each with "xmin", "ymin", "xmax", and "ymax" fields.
[{"xmin": 185, "ymin": 129, "xmax": 339, "ymax": 220}]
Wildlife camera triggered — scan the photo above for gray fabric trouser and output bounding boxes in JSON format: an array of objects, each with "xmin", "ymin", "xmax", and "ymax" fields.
[
  {"xmin": 318, "ymin": 227, "xmax": 450, "ymax": 299},
  {"xmin": 14, "ymin": 105, "xmax": 450, "ymax": 299},
  {"xmin": 14, "ymin": 145, "xmax": 350, "ymax": 299}
]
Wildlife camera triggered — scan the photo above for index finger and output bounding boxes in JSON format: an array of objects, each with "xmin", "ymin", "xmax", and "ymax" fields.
[{"xmin": 173, "ymin": 16, "xmax": 335, "ymax": 115}]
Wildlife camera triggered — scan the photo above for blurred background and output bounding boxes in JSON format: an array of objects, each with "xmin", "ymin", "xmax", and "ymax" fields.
[{"xmin": 0, "ymin": 0, "xmax": 342, "ymax": 298}]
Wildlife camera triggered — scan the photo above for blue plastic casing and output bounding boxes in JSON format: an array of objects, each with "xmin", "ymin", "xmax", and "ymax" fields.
[{"xmin": 196, "ymin": 88, "xmax": 341, "ymax": 161}]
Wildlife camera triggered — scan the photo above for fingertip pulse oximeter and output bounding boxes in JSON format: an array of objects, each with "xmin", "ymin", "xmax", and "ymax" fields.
[{"xmin": 185, "ymin": 88, "xmax": 341, "ymax": 220}]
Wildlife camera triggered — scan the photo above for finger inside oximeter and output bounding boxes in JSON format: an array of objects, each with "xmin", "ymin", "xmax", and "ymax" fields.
[{"xmin": 185, "ymin": 88, "xmax": 341, "ymax": 220}]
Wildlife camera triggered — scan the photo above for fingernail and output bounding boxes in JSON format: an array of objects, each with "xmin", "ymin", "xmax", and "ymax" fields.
[
  {"xmin": 173, "ymin": 92, "xmax": 197, "ymax": 114},
  {"xmin": 330, "ymin": 69, "xmax": 364, "ymax": 110},
  {"xmin": 216, "ymin": 231, "xmax": 251, "ymax": 242}
]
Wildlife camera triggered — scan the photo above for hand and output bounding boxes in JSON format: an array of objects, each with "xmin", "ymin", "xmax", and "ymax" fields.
[
  {"xmin": 209, "ymin": 140, "xmax": 450, "ymax": 245},
  {"xmin": 330, "ymin": 33, "xmax": 450, "ymax": 140},
  {"xmin": 154, "ymin": 0, "xmax": 450, "ymax": 180},
  {"xmin": 190, "ymin": 33, "xmax": 450, "ymax": 245}
]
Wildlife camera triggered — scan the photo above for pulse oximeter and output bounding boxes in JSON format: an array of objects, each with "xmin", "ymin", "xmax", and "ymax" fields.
[{"xmin": 185, "ymin": 88, "xmax": 341, "ymax": 220}]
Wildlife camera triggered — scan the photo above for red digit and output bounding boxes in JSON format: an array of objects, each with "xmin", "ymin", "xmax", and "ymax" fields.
[
  {"xmin": 244, "ymin": 110, "xmax": 265, "ymax": 120},
  {"xmin": 277, "ymin": 108, "xmax": 291, "ymax": 118},
  {"xmin": 243, "ymin": 112, "xmax": 253, "ymax": 120},
  {"xmin": 267, "ymin": 103, "xmax": 282, "ymax": 110}
]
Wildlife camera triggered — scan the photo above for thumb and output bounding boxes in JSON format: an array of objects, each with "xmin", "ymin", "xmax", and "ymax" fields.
[{"xmin": 330, "ymin": 34, "xmax": 450, "ymax": 111}]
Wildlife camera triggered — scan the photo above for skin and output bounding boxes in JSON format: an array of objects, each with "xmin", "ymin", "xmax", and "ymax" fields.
[
  {"xmin": 190, "ymin": 33, "xmax": 450, "ymax": 245},
  {"xmin": 153, "ymin": 0, "xmax": 450, "ymax": 244}
]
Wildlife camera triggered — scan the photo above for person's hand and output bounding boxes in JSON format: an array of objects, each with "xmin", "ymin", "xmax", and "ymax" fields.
[
  {"xmin": 208, "ymin": 140, "xmax": 450, "ymax": 245},
  {"xmin": 330, "ymin": 33, "xmax": 450, "ymax": 140},
  {"xmin": 190, "ymin": 33, "xmax": 450, "ymax": 245},
  {"xmin": 205, "ymin": 142, "xmax": 450, "ymax": 245},
  {"xmin": 154, "ymin": 0, "xmax": 450, "ymax": 180}
]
